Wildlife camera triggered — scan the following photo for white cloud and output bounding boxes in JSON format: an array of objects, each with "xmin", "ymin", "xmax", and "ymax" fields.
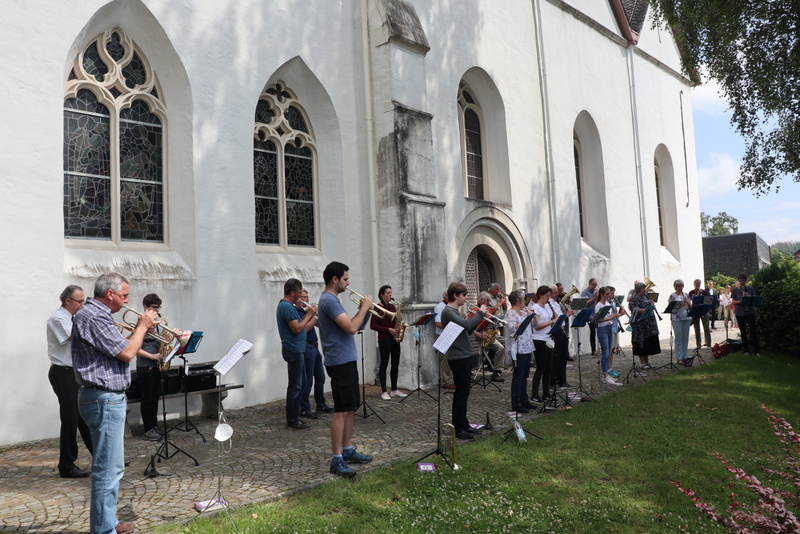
[
  {"xmin": 691, "ymin": 79, "xmax": 728, "ymax": 116},
  {"xmin": 697, "ymin": 152, "xmax": 741, "ymax": 197}
]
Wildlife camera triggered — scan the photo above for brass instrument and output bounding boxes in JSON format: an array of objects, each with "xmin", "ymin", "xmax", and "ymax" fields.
[
  {"xmin": 439, "ymin": 423, "xmax": 461, "ymax": 469},
  {"xmin": 466, "ymin": 303, "xmax": 507, "ymax": 326},
  {"xmin": 347, "ymin": 289, "xmax": 396, "ymax": 319},
  {"xmin": 156, "ymin": 338, "xmax": 174, "ymax": 371},
  {"xmin": 389, "ymin": 300, "xmax": 409, "ymax": 343},
  {"xmin": 560, "ymin": 284, "xmax": 579, "ymax": 304},
  {"xmin": 121, "ymin": 306, "xmax": 190, "ymax": 347},
  {"xmin": 297, "ymin": 299, "xmax": 318, "ymax": 312},
  {"xmin": 644, "ymin": 277, "xmax": 659, "ymax": 302},
  {"xmin": 116, "ymin": 321, "xmax": 170, "ymax": 344},
  {"xmin": 481, "ymin": 328, "xmax": 500, "ymax": 349}
]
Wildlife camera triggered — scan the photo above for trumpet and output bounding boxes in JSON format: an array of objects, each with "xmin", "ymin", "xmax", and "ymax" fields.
[
  {"xmin": 347, "ymin": 288, "xmax": 396, "ymax": 319},
  {"xmin": 116, "ymin": 321, "xmax": 171, "ymax": 344},
  {"xmin": 121, "ymin": 306, "xmax": 191, "ymax": 347},
  {"xmin": 560, "ymin": 284, "xmax": 579, "ymax": 304},
  {"xmin": 297, "ymin": 299, "xmax": 318, "ymax": 312}
]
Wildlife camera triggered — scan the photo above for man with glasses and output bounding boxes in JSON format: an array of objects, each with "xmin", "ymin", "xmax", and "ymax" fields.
[
  {"xmin": 47, "ymin": 284, "xmax": 93, "ymax": 478},
  {"xmin": 135, "ymin": 294, "xmax": 169, "ymax": 441},
  {"xmin": 277, "ymin": 278, "xmax": 318, "ymax": 430},
  {"xmin": 73, "ymin": 272, "xmax": 158, "ymax": 534}
]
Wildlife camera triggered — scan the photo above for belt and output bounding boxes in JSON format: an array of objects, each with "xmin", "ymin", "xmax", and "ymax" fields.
[
  {"xmin": 307, "ymin": 341, "xmax": 318, "ymax": 346},
  {"xmin": 81, "ymin": 384, "xmax": 125, "ymax": 394}
]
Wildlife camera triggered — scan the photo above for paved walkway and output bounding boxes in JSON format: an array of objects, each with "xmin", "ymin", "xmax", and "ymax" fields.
[{"xmin": 0, "ymin": 327, "xmax": 733, "ymax": 533}]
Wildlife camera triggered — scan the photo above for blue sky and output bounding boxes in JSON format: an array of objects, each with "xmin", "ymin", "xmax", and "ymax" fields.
[{"xmin": 692, "ymin": 81, "xmax": 800, "ymax": 246}]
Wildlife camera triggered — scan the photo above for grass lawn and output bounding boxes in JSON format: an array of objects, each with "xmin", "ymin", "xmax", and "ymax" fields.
[{"xmin": 163, "ymin": 351, "xmax": 799, "ymax": 533}]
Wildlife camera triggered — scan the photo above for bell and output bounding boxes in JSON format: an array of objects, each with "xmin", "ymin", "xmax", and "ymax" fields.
[{"xmin": 214, "ymin": 423, "xmax": 233, "ymax": 442}]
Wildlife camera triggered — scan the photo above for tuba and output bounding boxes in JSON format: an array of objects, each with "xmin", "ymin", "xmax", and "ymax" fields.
[
  {"xmin": 390, "ymin": 301, "xmax": 409, "ymax": 343},
  {"xmin": 643, "ymin": 277, "xmax": 659, "ymax": 302},
  {"xmin": 560, "ymin": 284, "xmax": 579, "ymax": 304}
]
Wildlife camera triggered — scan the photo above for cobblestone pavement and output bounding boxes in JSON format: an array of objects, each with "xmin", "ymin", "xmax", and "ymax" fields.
[{"xmin": 0, "ymin": 327, "xmax": 733, "ymax": 533}]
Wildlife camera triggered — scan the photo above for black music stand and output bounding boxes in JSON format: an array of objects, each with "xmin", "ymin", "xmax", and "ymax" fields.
[
  {"xmin": 539, "ymin": 315, "xmax": 572, "ymax": 412},
  {"xmin": 356, "ymin": 313, "xmax": 384, "ymax": 423},
  {"xmin": 170, "ymin": 332, "xmax": 206, "ymax": 441},
  {"xmin": 660, "ymin": 300, "xmax": 681, "ymax": 370},
  {"xmin": 144, "ymin": 332, "xmax": 203, "ymax": 478},
  {"xmin": 688, "ymin": 304, "xmax": 711, "ymax": 365},
  {"xmin": 570, "ymin": 308, "xmax": 594, "ymax": 401},
  {"xmin": 401, "ymin": 312, "xmax": 436, "ymax": 403}
]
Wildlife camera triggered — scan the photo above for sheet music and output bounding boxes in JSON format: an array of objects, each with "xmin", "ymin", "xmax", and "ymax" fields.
[
  {"xmin": 162, "ymin": 342, "xmax": 181, "ymax": 365},
  {"xmin": 214, "ymin": 339, "xmax": 253, "ymax": 375},
  {"xmin": 432, "ymin": 322, "xmax": 464, "ymax": 354}
]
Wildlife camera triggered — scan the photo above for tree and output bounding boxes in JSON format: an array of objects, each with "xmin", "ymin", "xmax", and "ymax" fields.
[
  {"xmin": 701, "ymin": 211, "xmax": 738, "ymax": 237},
  {"xmin": 648, "ymin": 1, "xmax": 800, "ymax": 196}
]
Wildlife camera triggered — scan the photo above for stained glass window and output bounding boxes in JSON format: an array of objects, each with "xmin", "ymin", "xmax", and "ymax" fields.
[
  {"xmin": 459, "ymin": 85, "xmax": 485, "ymax": 200},
  {"xmin": 254, "ymin": 84, "xmax": 317, "ymax": 248},
  {"xmin": 63, "ymin": 29, "xmax": 165, "ymax": 244}
]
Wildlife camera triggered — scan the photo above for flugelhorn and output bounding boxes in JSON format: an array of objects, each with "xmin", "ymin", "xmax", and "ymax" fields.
[
  {"xmin": 347, "ymin": 288, "xmax": 395, "ymax": 319},
  {"xmin": 122, "ymin": 306, "xmax": 191, "ymax": 347},
  {"xmin": 560, "ymin": 284, "xmax": 579, "ymax": 304}
]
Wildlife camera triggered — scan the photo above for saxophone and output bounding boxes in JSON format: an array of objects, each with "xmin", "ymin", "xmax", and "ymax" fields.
[
  {"xmin": 156, "ymin": 339, "xmax": 173, "ymax": 371},
  {"xmin": 391, "ymin": 302, "xmax": 409, "ymax": 343}
]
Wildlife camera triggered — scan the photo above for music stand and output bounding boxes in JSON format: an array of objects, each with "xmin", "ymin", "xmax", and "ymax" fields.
[
  {"xmin": 144, "ymin": 332, "xmax": 203, "ymax": 478},
  {"xmin": 624, "ymin": 307, "xmax": 658, "ymax": 383},
  {"xmin": 356, "ymin": 314, "xmax": 384, "ymax": 423},
  {"xmin": 688, "ymin": 304, "xmax": 711, "ymax": 365},
  {"xmin": 539, "ymin": 314, "xmax": 571, "ymax": 412},
  {"xmin": 170, "ymin": 332, "xmax": 206, "ymax": 441},
  {"xmin": 191, "ymin": 339, "xmax": 252, "ymax": 532},
  {"xmin": 401, "ymin": 312, "xmax": 436, "ymax": 403},
  {"xmin": 569, "ymin": 308, "xmax": 594, "ymax": 401},
  {"xmin": 660, "ymin": 300, "xmax": 681, "ymax": 370},
  {"xmin": 740, "ymin": 295, "xmax": 763, "ymax": 356}
]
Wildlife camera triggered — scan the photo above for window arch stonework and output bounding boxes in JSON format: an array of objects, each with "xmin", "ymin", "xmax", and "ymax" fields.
[
  {"xmin": 254, "ymin": 82, "xmax": 317, "ymax": 249},
  {"xmin": 63, "ymin": 28, "xmax": 166, "ymax": 245}
]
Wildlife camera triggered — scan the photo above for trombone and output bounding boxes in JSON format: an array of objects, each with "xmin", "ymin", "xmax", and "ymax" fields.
[{"xmin": 347, "ymin": 288, "xmax": 397, "ymax": 319}]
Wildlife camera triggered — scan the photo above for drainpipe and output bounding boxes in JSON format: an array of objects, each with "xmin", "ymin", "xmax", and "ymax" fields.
[
  {"xmin": 627, "ymin": 46, "xmax": 650, "ymax": 276},
  {"xmin": 361, "ymin": 0, "xmax": 381, "ymax": 287},
  {"xmin": 532, "ymin": 0, "xmax": 561, "ymax": 281}
]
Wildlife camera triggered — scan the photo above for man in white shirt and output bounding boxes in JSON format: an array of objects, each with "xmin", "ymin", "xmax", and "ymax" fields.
[{"xmin": 46, "ymin": 284, "xmax": 93, "ymax": 478}]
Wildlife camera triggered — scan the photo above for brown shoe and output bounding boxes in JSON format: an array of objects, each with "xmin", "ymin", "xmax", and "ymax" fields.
[
  {"xmin": 115, "ymin": 521, "xmax": 136, "ymax": 534},
  {"xmin": 491, "ymin": 373, "xmax": 505, "ymax": 383}
]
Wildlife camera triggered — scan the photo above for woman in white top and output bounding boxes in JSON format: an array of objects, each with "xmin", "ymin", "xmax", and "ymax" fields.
[
  {"xmin": 718, "ymin": 286, "xmax": 737, "ymax": 330},
  {"xmin": 505, "ymin": 291, "xmax": 537, "ymax": 413},
  {"xmin": 668, "ymin": 279, "xmax": 693, "ymax": 365},
  {"xmin": 596, "ymin": 287, "xmax": 625, "ymax": 386},
  {"xmin": 528, "ymin": 285, "xmax": 556, "ymax": 403}
]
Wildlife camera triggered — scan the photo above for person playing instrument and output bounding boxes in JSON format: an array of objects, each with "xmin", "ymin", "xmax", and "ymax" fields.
[
  {"xmin": 718, "ymin": 286, "xmax": 737, "ymax": 330},
  {"xmin": 596, "ymin": 287, "xmax": 624, "ymax": 386},
  {"xmin": 730, "ymin": 273, "xmax": 760, "ymax": 356},
  {"xmin": 505, "ymin": 291, "xmax": 536, "ymax": 413},
  {"xmin": 528, "ymin": 285, "xmax": 557, "ymax": 403},
  {"xmin": 370, "ymin": 285, "xmax": 407, "ymax": 400},
  {"xmin": 73, "ymin": 272, "xmax": 158, "ymax": 534},
  {"xmin": 433, "ymin": 291, "xmax": 454, "ymax": 389},
  {"xmin": 627, "ymin": 280, "xmax": 642, "ymax": 304},
  {"xmin": 474, "ymin": 291, "xmax": 506, "ymax": 382},
  {"xmin": 548, "ymin": 284, "xmax": 574, "ymax": 390},
  {"xmin": 317, "ymin": 262, "xmax": 374, "ymax": 477},
  {"xmin": 688, "ymin": 279, "xmax": 712, "ymax": 348},
  {"xmin": 295, "ymin": 289, "xmax": 334, "ymax": 415},
  {"xmin": 580, "ymin": 278, "xmax": 600, "ymax": 356},
  {"xmin": 706, "ymin": 280, "xmax": 719, "ymax": 330},
  {"xmin": 135, "ymin": 293, "xmax": 169, "ymax": 441},
  {"xmin": 668, "ymin": 279, "xmax": 693, "ymax": 366},
  {"xmin": 440, "ymin": 282, "xmax": 488, "ymax": 440},
  {"xmin": 46, "ymin": 284, "xmax": 93, "ymax": 478},
  {"xmin": 277, "ymin": 278, "xmax": 318, "ymax": 430},
  {"xmin": 628, "ymin": 282, "xmax": 660, "ymax": 368}
]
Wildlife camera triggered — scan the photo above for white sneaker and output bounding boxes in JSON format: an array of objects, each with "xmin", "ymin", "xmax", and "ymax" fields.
[
  {"xmin": 390, "ymin": 390, "xmax": 407, "ymax": 398},
  {"xmin": 603, "ymin": 376, "xmax": 622, "ymax": 386},
  {"xmin": 380, "ymin": 391, "xmax": 391, "ymax": 400}
]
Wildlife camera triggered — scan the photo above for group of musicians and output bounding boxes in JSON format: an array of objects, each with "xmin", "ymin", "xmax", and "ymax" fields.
[{"xmin": 46, "ymin": 268, "xmax": 762, "ymax": 531}]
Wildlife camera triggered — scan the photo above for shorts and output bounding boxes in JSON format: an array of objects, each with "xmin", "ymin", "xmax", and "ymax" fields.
[{"xmin": 325, "ymin": 360, "xmax": 360, "ymax": 412}]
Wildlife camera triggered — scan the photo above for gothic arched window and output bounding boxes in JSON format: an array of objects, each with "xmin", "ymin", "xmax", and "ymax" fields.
[
  {"xmin": 64, "ymin": 29, "xmax": 165, "ymax": 243},
  {"xmin": 254, "ymin": 83, "xmax": 317, "ymax": 248},
  {"xmin": 458, "ymin": 84, "xmax": 486, "ymax": 200}
]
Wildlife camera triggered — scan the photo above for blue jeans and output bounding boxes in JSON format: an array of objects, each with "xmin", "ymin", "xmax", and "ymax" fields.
[
  {"xmin": 283, "ymin": 349, "xmax": 305, "ymax": 424},
  {"xmin": 78, "ymin": 387, "xmax": 126, "ymax": 534},
  {"xmin": 511, "ymin": 353, "xmax": 531, "ymax": 408},
  {"xmin": 301, "ymin": 344, "xmax": 327, "ymax": 412},
  {"xmin": 672, "ymin": 319, "xmax": 691, "ymax": 360},
  {"xmin": 597, "ymin": 326, "xmax": 614, "ymax": 374}
]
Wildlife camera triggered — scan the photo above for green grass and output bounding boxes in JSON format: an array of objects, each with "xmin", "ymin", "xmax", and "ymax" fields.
[{"xmin": 164, "ymin": 351, "xmax": 799, "ymax": 533}]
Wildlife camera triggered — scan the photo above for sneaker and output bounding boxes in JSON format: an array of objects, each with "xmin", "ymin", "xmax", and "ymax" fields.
[
  {"xmin": 456, "ymin": 430, "xmax": 475, "ymax": 440},
  {"xmin": 342, "ymin": 449, "xmax": 373, "ymax": 464},
  {"xmin": 641, "ymin": 363, "xmax": 654, "ymax": 370},
  {"xmin": 287, "ymin": 421, "xmax": 310, "ymax": 430},
  {"xmin": 465, "ymin": 426, "xmax": 483, "ymax": 434},
  {"xmin": 755, "ymin": 352, "xmax": 761, "ymax": 357},
  {"xmin": 603, "ymin": 376, "xmax": 622, "ymax": 386},
  {"xmin": 380, "ymin": 391, "xmax": 391, "ymax": 400},
  {"xmin": 300, "ymin": 410, "xmax": 319, "ymax": 419},
  {"xmin": 316, "ymin": 405, "xmax": 335, "ymax": 413},
  {"xmin": 441, "ymin": 383, "xmax": 456, "ymax": 389},
  {"xmin": 330, "ymin": 458, "xmax": 356, "ymax": 478},
  {"xmin": 144, "ymin": 428, "xmax": 162, "ymax": 441},
  {"xmin": 390, "ymin": 390, "xmax": 407, "ymax": 398},
  {"xmin": 557, "ymin": 383, "xmax": 576, "ymax": 391},
  {"xmin": 608, "ymin": 369, "xmax": 621, "ymax": 378},
  {"xmin": 530, "ymin": 395, "xmax": 544, "ymax": 404}
]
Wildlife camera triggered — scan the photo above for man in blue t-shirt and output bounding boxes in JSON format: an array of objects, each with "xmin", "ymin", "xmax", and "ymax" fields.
[
  {"xmin": 276, "ymin": 278, "xmax": 318, "ymax": 429},
  {"xmin": 317, "ymin": 261, "xmax": 374, "ymax": 477}
]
